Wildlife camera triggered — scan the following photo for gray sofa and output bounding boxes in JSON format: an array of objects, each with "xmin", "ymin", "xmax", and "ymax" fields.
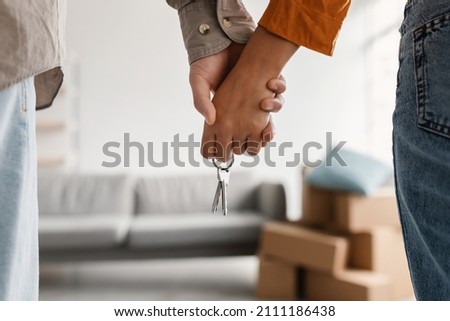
[{"xmin": 37, "ymin": 171, "xmax": 286, "ymax": 262}]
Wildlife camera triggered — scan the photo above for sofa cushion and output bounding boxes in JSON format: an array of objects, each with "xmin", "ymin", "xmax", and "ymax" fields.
[
  {"xmin": 135, "ymin": 171, "xmax": 258, "ymax": 215},
  {"xmin": 38, "ymin": 171, "xmax": 134, "ymax": 216},
  {"xmin": 39, "ymin": 215, "xmax": 130, "ymax": 250},
  {"xmin": 128, "ymin": 212, "xmax": 265, "ymax": 248}
]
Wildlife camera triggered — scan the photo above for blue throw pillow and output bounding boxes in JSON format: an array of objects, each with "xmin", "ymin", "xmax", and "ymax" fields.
[{"xmin": 305, "ymin": 149, "xmax": 392, "ymax": 196}]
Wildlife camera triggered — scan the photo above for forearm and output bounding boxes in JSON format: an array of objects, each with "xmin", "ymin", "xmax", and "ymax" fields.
[{"xmin": 233, "ymin": 26, "xmax": 298, "ymax": 81}]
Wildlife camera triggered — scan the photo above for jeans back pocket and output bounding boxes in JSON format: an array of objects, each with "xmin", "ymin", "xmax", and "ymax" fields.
[{"xmin": 414, "ymin": 11, "xmax": 450, "ymax": 138}]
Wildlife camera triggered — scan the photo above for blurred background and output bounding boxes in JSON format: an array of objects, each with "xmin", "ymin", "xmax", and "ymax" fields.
[{"xmin": 37, "ymin": 0, "xmax": 412, "ymax": 300}]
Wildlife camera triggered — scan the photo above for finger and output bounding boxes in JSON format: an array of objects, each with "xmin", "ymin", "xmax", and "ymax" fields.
[
  {"xmin": 231, "ymin": 136, "xmax": 247, "ymax": 156},
  {"xmin": 246, "ymin": 136, "xmax": 262, "ymax": 157},
  {"xmin": 215, "ymin": 133, "xmax": 233, "ymax": 163},
  {"xmin": 260, "ymin": 94, "xmax": 284, "ymax": 113},
  {"xmin": 201, "ymin": 123, "xmax": 217, "ymax": 159},
  {"xmin": 261, "ymin": 117, "xmax": 276, "ymax": 148},
  {"xmin": 190, "ymin": 76, "xmax": 216, "ymax": 125},
  {"xmin": 266, "ymin": 74, "xmax": 286, "ymax": 95}
]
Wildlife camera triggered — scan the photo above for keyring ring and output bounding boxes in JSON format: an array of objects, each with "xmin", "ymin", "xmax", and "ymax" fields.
[{"xmin": 213, "ymin": 155, "xmax": 234, "ymax": 170}]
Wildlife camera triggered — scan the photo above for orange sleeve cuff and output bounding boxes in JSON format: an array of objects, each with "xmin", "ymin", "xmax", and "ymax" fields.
[{"xmin": 259, "ymin": 0, "xmax": 351, "ymax": 56}]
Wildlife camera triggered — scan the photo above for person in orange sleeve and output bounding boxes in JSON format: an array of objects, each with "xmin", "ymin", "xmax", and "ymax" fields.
[{"xmin": 170, "ymin": 0, "xmax": 450, "ymax": 300}]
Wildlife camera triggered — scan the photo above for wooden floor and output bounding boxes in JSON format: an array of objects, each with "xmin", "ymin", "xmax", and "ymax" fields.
[{"xmin": 39, "ymin": 256, "xmax": 259, "ymax": 301}]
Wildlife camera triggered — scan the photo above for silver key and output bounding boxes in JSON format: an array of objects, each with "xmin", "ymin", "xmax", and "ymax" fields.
[
  {"xmin": 212, "ymin": 168, "xmax": 230, "ymax": 215},
  {"xmin": 212, "ymin": 157, "xmax": 233, "ymax": 215},
  {"xmin": 212, "ymin": 177, "xmax": 221, "ymax": 213},
  {"xmin": 219, "ymin": 169, "xmax": 229, "ymax": 215}
]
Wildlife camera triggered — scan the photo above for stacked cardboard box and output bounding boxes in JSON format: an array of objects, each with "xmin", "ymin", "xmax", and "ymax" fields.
[{"xmin": 256, "ymin": 173, "xmax": 414, "ymax": 300}]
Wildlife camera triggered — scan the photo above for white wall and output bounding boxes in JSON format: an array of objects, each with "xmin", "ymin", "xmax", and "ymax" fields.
[{"xmin": 66, "ymin": 0, "xmax": 370, "ymax": 219}]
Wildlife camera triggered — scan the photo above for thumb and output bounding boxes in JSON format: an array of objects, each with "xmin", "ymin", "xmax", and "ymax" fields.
[{"xmin": 190, "ymin": 76, "xmax": 216, "ymax": 125}]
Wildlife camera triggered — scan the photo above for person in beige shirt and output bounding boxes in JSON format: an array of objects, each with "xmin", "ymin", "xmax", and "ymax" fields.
[
  {"xmin": 0, "ymin": 0, "xmax": 285, "ymax": 300},
  {"xmin": 0, "ymin": 0, "xmax": 66, "ymax": 301}
]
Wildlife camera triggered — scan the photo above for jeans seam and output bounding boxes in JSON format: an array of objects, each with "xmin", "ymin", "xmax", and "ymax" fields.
[
  {"xmin": 413, "ymin": 13, "xmax": 450, "ymax": 138},
  {"xmin": 400, "ymin": 1, "xmax": 415, "ymax": 36},
  {"xmin": 22, "ymin": 79, "xmax": 30, "ymax": 156},
  {"xmin": 405, "ymin": 0, "xmax": 414, "ymax": 10}
]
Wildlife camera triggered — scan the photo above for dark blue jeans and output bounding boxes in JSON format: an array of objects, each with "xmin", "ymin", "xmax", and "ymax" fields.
[{"xmin": 394, "ymin": 0, "xmax": 450, "ymax": 300}]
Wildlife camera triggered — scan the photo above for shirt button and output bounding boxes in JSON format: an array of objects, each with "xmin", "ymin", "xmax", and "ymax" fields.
[
  {"xmin": 222, "ymin": 18, "xmax": 232, "ymax": 28},
  {"xmin": 198, "ymin": 23, "xmax": 210, "ymax": 35}
]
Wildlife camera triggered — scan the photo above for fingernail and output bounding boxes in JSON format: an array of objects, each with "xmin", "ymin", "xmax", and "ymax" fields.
[{"xmin": 263, "ymin": 101, "xmax": 274, "ymax": 112}]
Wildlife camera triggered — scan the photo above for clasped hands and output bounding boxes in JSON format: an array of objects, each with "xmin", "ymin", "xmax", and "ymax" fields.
[{"xmin": 190, "ymin": 41, "xmax": 286, "ymax": 163}]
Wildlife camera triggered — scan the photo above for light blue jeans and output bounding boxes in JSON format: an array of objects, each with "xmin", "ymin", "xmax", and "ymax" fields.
[
  {"xmin": 0, "ymin": 77, "xmax": 38, "ymax": 300},
  {"xmin": 394, "ymin": 0, "xmax": 450, "ymax": 300}
]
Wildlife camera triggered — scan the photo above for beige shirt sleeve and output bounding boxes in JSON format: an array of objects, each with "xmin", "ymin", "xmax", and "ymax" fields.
[{"xmin": 167, "ymin": 0, "xmax": 256, "ymax": 64}]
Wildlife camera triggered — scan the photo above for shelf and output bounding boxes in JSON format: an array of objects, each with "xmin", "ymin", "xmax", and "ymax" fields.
[
  {"xmin": 36, "ymin": 121, "xmax": 66, "ymax": 132},
  {"xmin": 38, "ymin": 156, "xmax": 66, "ymax": 167}
]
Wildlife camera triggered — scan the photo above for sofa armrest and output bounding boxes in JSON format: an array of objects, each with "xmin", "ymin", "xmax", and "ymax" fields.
[{"xmin": 256, "ymin": 182, "xmax": 287, "ymax": 221}]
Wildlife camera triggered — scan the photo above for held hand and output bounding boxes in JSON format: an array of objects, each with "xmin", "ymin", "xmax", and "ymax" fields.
[
  {"xmin": 200, "ymin": 27, "xmax": 298, "ymax": 162},
  {"xmin": 201, "ymin": 61, "xmax": 275, "ymax": 162},
  {"xmin": 189, "ymin": 43, "xmax": 286, "ymax": 125}
]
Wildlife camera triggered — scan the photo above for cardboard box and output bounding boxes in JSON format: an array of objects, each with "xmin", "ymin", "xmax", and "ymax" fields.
[
  {"xmin": 300, "ymin": 166, "xmax": 333, "ymax": 227},
  {"xmin": 349, "ymin": 228, "xmax": 414, "ymax": 299},
  {"xmin": 301, "ymin": 182, "xmax": 334, "ymax": 228},
  {"xmin": 256, "ymin": 256, "xmax": 298, "ymax": 300},
  {"xmin": 259, "ymin": 222, "xmax": 348, "ymax": 275},
  {"xmin": 330, "ymin": 187, "xmax": 400, "ymax": 233},
  {"xmin": 301, "ymin": 166, "xmax": 400, "ymax": 233},
  {"xmin": 305, "ymin": 269, "xmax": 391, "ymax": 301}
]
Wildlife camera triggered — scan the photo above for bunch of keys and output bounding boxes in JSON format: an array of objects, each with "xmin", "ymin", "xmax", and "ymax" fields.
[{"xmin": 211, "ymin": 156, "xmax": 234, "ymax": 216}]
